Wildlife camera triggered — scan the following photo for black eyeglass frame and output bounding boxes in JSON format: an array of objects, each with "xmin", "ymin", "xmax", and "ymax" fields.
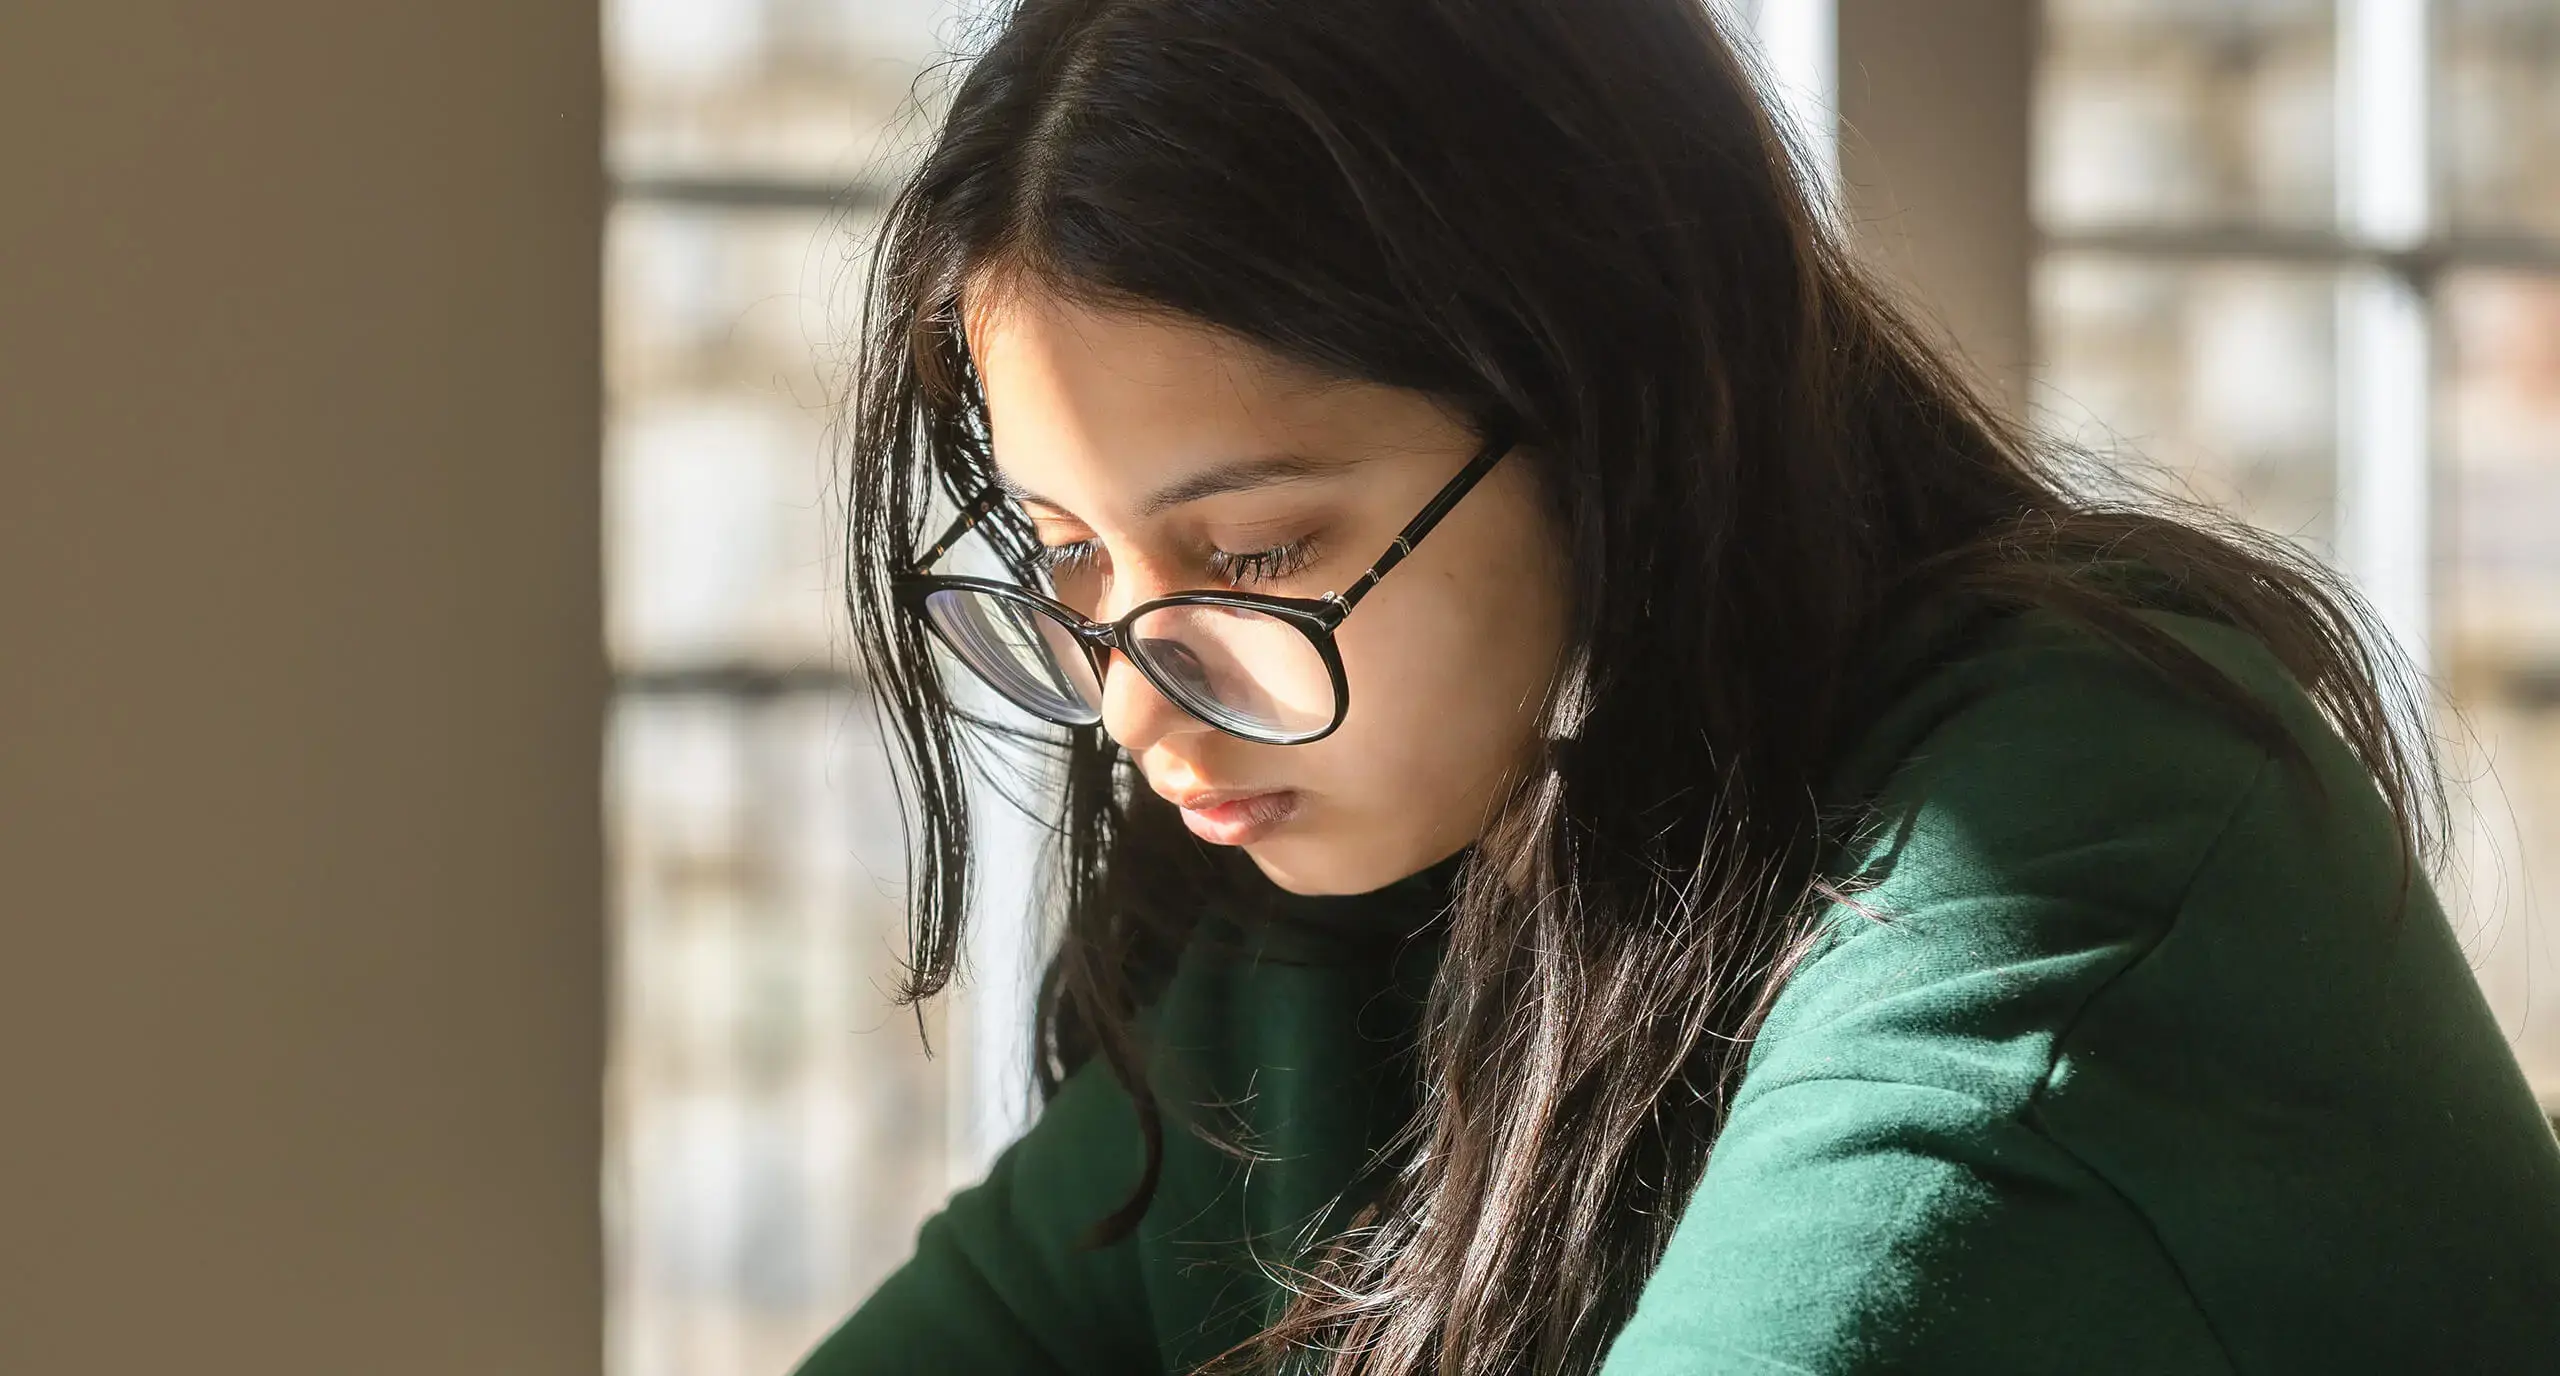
[{"xmin": 891, "ymin": 423, "xmax": 1519, "ymax": 746}]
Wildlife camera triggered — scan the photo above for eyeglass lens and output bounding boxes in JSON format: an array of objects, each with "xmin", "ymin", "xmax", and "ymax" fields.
[
  {"xmin": 920, "ymin": 588, "xmax": 1103, "ymax": 724},
  {"xmin": 920, "ymin": 587, "xmax": 1335, "ymax": 739}
]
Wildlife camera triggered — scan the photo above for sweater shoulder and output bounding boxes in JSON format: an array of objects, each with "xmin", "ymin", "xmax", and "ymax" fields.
[{"xmin": 1746, "ymin": 606, "xmax": 2330, "ymax": 1112}]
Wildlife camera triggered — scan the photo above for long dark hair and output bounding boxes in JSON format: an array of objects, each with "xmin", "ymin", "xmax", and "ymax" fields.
[{"xmin": 838, "ymin": 1, "xmax": 2441, "ymax": 1371}]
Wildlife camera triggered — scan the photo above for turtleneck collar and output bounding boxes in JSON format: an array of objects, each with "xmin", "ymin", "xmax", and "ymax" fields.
[{"xmin": 1246, "ymin": 844, "xmax": 1471, "ymax": 954}]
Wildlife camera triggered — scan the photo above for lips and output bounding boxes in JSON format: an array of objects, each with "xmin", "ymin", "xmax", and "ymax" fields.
[{"xmin": 1164, "ymin": 786, "xmax": 1301, "ymax": 846}]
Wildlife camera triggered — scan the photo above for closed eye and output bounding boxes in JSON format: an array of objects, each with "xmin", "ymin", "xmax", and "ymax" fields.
[
  {"xmin": 1206, "ymin": 537, "xmax": 1319, "ymax": 588},
  {"xmin": 1032, "ymin": 538, "xmax": 1102, "ymax": 581},
  {"xmin": 1031, "ymin": 536, "xmax": 1319, "ymax": 594}
]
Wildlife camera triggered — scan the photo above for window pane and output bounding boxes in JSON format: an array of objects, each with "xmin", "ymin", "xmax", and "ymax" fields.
[
  {"xmin": 2439, "ymin": 269, "xmax": 2560, "ymax": 1102},
  {"xmin": 604, "ymin": 7, "xmax": 1004, "ymax": 1376},
  {"xmin": 2035, "ymin": 254, "xmax": 2340, "ymax": 555},
  {"xmin": 607, "ymin": 0, "xmax": 960, "ymax": 183},
  {"xmin": 608, "ymin": 202, "xmax": 870, "ymax": 404},
  {"xmin": 2037, "ymin": 0, "xmax": 2338, "ymax": 232},
  {"xmin": 2443, "ymin": 271, "xmax": 2560, "ymax": 667},
  {"xmin": 606, "ymin": 691, "xmax": 942, "ymax": 1376},
  {"xmin": 606, "ymin": 203, "xmax": 872, "ymax": 671},
  {"xmin": 2441, "ymin": 0, "xmax": 2560, "ymax": 243}
]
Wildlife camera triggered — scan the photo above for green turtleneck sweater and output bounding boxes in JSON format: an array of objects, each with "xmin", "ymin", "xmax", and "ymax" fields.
[{"xmin": 795, "ymin": 600, "xmax": 2560, "ymax": 1373}]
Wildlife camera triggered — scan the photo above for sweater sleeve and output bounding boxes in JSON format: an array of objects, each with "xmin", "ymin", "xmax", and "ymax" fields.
[
  {"xmin": 1595, "ymin": 1072, "xmax": 2232, "ymax": 1374},
  {"xmin": 1595, "ymin": 610, "xmax": 2282, "ymax": 1374},
  {"xmin": 789, "ymin": 1052, "xmax": 1161, "ymax": 1376}
]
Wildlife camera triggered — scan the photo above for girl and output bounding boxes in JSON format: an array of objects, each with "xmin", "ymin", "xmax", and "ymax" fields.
[{"xmin": 803, "ymin": 1, "xmax": 2560, "ymax": 1371}]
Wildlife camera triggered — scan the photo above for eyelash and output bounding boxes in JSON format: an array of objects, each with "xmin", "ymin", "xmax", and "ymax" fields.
[
  {"xmin": 1206, "ymin": 538, "xmax": 1318, "ymax": 587},
  {"xmin": 1032, "ymin": 537, "xmax": 1318, "ymax": 590},
  {"xmin": 1030, "ymin": 540, "xmax": 1099, "ymax": 580}
]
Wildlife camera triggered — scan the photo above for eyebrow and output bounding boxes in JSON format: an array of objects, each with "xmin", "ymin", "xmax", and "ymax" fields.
[{"xmin": 998, "ymin": 451, "xmax": 1360, "ymax": 521}]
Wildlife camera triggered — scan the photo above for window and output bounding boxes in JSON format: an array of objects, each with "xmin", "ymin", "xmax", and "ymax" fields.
[
  {"xmin": 2036, "ymin": 0, "xmax": 2560, "ymax": 1107},
  {"xmin": 600, "ymin": 5, "xmax": 1024, "ymax": 1375}
]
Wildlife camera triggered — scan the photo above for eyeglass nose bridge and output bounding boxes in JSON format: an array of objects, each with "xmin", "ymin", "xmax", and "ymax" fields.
[
  {"xmin": 1057, "ymin": 611, "xmax": 1137, "ymax": 690},
  {"xmin": 1058, "ymin": 603, "xmax": 1255, "ymax": 729},
  {"xmin": 1051, "ymin": 607, "xmax": 1130, "ymax": 652}
]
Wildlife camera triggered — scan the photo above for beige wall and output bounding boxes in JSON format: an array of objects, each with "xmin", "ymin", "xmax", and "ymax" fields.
[
  {"xmin": 1839, "ymin": 0, "xmax": 2039, "ymax": 416},
  {"xmin": 0, "ymin": 3, "xmax": 606, "ymax": 1373}
]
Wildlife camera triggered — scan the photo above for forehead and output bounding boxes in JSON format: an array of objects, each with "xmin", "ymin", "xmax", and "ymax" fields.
[
  {"xmin": 961, "ymin": 283, "xmax": 1317, "ymax": 396},
  {"xmin": 959, "ymin": 282, "xmax": 1362, "ymax": 500}
]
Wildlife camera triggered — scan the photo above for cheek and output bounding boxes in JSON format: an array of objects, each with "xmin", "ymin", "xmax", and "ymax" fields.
[
  {"xmin": 1316, "ymin": 543, "xmax": 1565, "ymax": 814},
  {"xmin": 1237, "ymin": 474, "xmax": 1567, "ymax": 891}
]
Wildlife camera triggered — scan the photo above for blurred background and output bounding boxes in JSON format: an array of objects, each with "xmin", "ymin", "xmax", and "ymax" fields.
[{"xmin": 3, "ymin": 2, "xmax": 2553, "ymax": 1374}]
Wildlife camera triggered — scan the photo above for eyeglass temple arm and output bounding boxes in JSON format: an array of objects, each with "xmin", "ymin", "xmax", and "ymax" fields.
[
  {"xmin": 906, "ymin": 484, "xmax": 1009, "ymax": 575},
  {"xmin": 1322, "ymin": 427, "xmax": 1517, "ymax": 622}
]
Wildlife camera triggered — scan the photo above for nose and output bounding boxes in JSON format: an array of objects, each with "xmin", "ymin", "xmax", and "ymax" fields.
[
  {"xmin": 1097, "ymin": 647, "xmax": 1197, "ymax": 754},
  {"xmin": 1084, "ymin": 566, "xmax": 1202, "ymax": 754}
]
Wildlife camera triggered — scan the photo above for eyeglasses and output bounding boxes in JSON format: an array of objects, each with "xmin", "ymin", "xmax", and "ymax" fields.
[{"xmin": 893, "ymin": 424, "xmax": 1517, "ymax": 746}]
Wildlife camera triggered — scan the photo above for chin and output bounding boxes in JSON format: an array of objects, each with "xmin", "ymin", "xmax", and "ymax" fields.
[{"xmin": 1241, "ymin": 829, "xmax": 1426, "ymax": 897}]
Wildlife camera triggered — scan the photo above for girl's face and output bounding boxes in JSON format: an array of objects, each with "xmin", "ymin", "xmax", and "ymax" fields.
[{"xmin": 963, "ymin": 286, "xmax": 1572, "ymax": 895}]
